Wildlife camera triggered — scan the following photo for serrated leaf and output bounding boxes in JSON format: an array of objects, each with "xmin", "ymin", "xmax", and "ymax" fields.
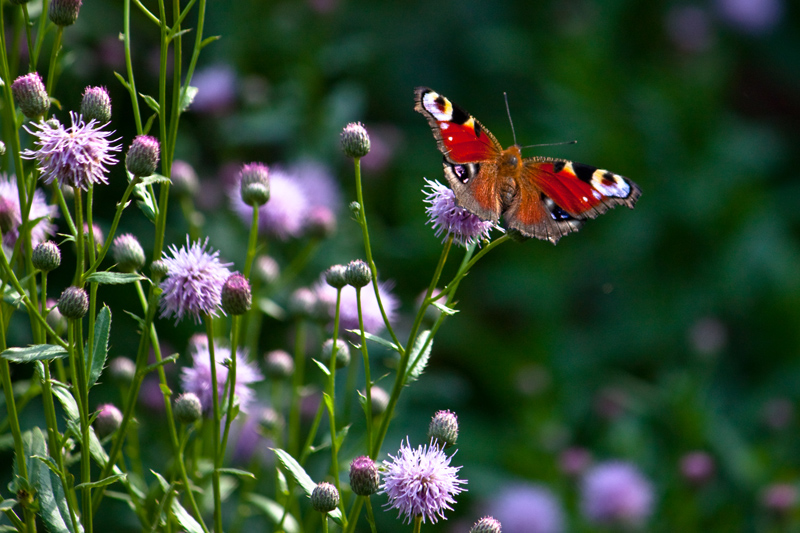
[
  {"xmin": 180, "ymin": 86, "xmax": 198, "ymax": 112},
  {"xmin": 217, "ymin": 468, "xmax": 255, "ymax": 480},
  {"xmin": 347, "ymin": 330, "xmax": 401, "ymax": 353},
  {"xmin": 51, "ymin": 382, "xmax": 79, "ymax": 421},
  {"xmin": 245, "ymin": 494, "xmax": 299, "ymax": 533},
  {"xmin": 271, "ymin": 449, "xmax": 343, "ymax": 523},
  {"xmin": 85, "ymin": 272, "xmax": 146, "ymax": 285},
  {"xmin": 431, "ymin": 301, "xmax": 458, "ymax": 315},
  {"xmin": 73, "ymin": 473, "xmax": 126, "ymax": 490},
  {"xmin": 1, "ymin": 344, "xmax": 68, "ymax": 363},
  {"xmin": 139, "ymin": 93, "xmax": 160, "ymax": 114},
  {"xmin": 30, "ymin": 428, "xmax": 81, "ymax": 533},
  {"xmin": 87, "ymin": 306, "xmax": 111, "ymax": 388},
  {"xmin": 406, "ymin": 330, "xmax": 432, "ymax": 384},
  {"xmin": 138, "ymin": 173, "xmax": 171, "ymax": 187},
  {"xmin": 335, "ymin": 424, "xmax": 350, "ymax": 449}
]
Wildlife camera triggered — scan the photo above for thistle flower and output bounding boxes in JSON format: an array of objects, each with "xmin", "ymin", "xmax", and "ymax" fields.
[
  {"xmin": 311, "ymin": 482, "xmax": 340, "ymax": 513},
  {"xmin": 173, "ymin": 392, "xmax": 203, "ymax": 424},
  {"xmin": 179, "ymin": 340, "xmax": 263, "ymax": 415},
  {"xmin": 0, "ymin": 174, "xmax": 57, "ymax": 249},
  {"xmin": 428, "ymin": 410, "xmax": 458, "ymax": 448},
  {"xmin": 111, "ymin": 233, "xmax": 146, "ymax": 272},
  {"xmin": 340, "ymin": 122, "xmax": 371, "ymax": 158},
  {"xmin": 230, "ymin": 168, "xmax": 309, "ymax": 240},
  {"xmin": 486, "ymin": 483, "xmax": 565, "ymax": 533},
  {"xmin": 57, "ymin": 286, "xmax": 89, "ymax": 320},
  {"xmin": 350, "ymin": 456, "xmax": 380, "ymax": 496},
  {"xmin": 11, "ymin": 73, "xmax": 49, "ymax": 120},
  {"xmin": 470, "ymin": 517, "xmax": 503, "ymax": 533},
  {"xmin": 22, "ymin": 112, "xmax": 121, "ymax": 191},
  {"xmin": 423, "ymin": 179, "xmax": 497, "ymax": 247},
  {"xmin": 32, "ymin": 241, "xmax": 61, "ymax": 272},
  {"xmin": 381, "ymin": 438, "xmax": 467, "ymax": 524},
  {"xmin": 159, "ymin": 237, "xmax": 232, "ymax": 324},
  {"xmin": 125, "ymin": 135, "xmax": 160, "ymax": 177},
  {"xmin": 580, "ymin": 461, "xmax": 654, "ymax": 527},
  {"xmin": 239, "ymin": 162, "xmax": 270, "ymax": 206},
  {"xmin": 49, "ymin": 0, "xmax": 82, "ymax": 26},
  {"xmin": 80, "ymin": 86, "xmax": 112, "ymax": 124},
  {"xmin": 220, "ymin": 273, "xmax": 252, "ymax": 315},
  {"xmin": 264, "ymin": 350, "xmax": 294, "ymax": 380},
  {"xmin": 314, "ymin": 277, "xmax": 398, "ymax": 337}
]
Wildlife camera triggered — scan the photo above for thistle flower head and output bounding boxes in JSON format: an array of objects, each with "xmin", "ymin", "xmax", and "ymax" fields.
[
  {"xmin": 580, "ymin": 461, "xmax": 654, "ymax": 527},
  {"xmin": 314, "ymin": 277, "xmax": 398, "ymax": 337},
  {"xmin": 428, "ymin": 410, "xmax": 459, "ymax": 448},
  {"xmin": 22, "ymin": 112, "xmax": 121, "ymax": 191},
  {"xmin": 486, "ymin": 483, "xmax": 565, "ymax": 533},
  {"xmin": 158, "ymin": 237, "xmax": 233, "ymax": 324},
  {"xmin": 32, "ymin": 241, "xmax": 61, "ymax": 272},
  {"xmin": 220, "ymin": 273, "xmax": 252, "ymax": 315},
  {"xmin": 264, "ymin": 349, "xmax": 294, "ymax": 380},
  {"xmin": 423, "ymin": 179, "xmax": 498, "ymax": 247},
  {"xmin": 125, "ymin": 135, "xmax": 160, "ymax": 177},
  {"xmin": 12, "ymin": 73, "xmax": 49, "ymax": 120},
  {"xmin": 349, "ymin": 456, "xmax": 380, "ymax": 496},
  {"xmin": 57, "ymin": 286, "xmax": 89, "ymax": 320},
  {"xmin": 173, "ymin": 392, "xmax": 203, "ymax": 424},
  {"xmin": 49, "ymin": 0, "xmax": 82, "ymax": 26},
  {"xmin": 239, "ymin": 162, "xmax": 270, "ymax": 206},
  {"xmin": 94, "ymin": 403, "xmax": 122, "ymax": 438},
  {"xmin": 0, "ymin": 174, "xmax": 57, "ymax": 249},
  {"xmin": 111, "ymin": 233, "xmax": 146, "ymax": 272},
  {"xmin": 381, "ymin": 438, "xmax": 467, "ymax": 524},
  {"xmin": 179, "ymin": 339, "xmax": 263, "ymax": 415},
  {"xmin": 470, "ymin": 517, "xmax": 503, "ymax": 533},
  {"xmin": 341, "ymin": 122, "xmax": 371, "ymax": 158},
  {"xmin": 311, "ymin": 482, "xmax": 340, "ymax": 513},
  {"xmin": 80, "ymin": 86, "xmax": 111, "ymax": 124}
]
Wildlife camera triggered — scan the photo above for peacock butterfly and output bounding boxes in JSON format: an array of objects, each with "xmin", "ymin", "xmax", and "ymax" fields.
[{"xmin": 414, "ymin": 87, "xmax": 641, "ymax": 244}]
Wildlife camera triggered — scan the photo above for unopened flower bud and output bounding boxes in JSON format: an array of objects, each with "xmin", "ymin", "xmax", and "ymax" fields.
[
  {"xmin": 126, "ymin": 135, "xmax": 160, "ymax": 177},
  {"xmin": 340, "ymin": 122, "xmax": 370, "ymax": 158},
  {"xmin": 111, "ymin": 233, "xmax": 146, "ymax": 272},
  {"xmin": 321, "ymin": 338, "xmax": 350, "ymax": 369},
  {"xmin": 94, "ymin": 404, "xmax": 123, "ymax": 438},
  {"xmin": 349, "ymin": 456, "xmax": 379, "ymax": 496},
  {"xmin": 324, "ymin": 264, "xmax": 347, "ymax": 289},
  {"xmin": 428, "ymin": 410, "xmax": 459, "ymax": 448},
  {"xmin": 80, "ymin": 86, "xmax": 111, "ymax": 124},
  {"xmin": 348, "ymin": 201, "xmax": 361, "ymax": 217},
  {"xmin": 57, "ymin": 286, "xmax": 89, "ymax": 320},
  {"xmin": 108, "ymin": 357, "xmax": 136, "ymax": 384},
  {"xmin": 264, "ymin": 350, "xmax": 294, "ymax": 380},
  {"xmin": 150, "ymin": 259, "xmax": 169, "ymax": 279},
  {"xmin": 221, "ymin": 273, "xmax": 252, "ymax": 315},
  {"xmin": 32, "ymin": 241, "xmax": 61, "ymax": 272},
  {"xmin": 470, "ymin": 516, "xmax": 503, "ymax": 533},
  {"xmin": 11, "ymin": 73, "xmax": 49, "ymax": 120},
  {"xmin": 345, "ymin": 259, "xmax": 371, "ymax": 288},
  {"xmin": 174, "ymin": 392, "xmax": 203, "ymax": 424},
  {"xmin": 239, "ymin": 163, "xmax": 270, "ymax": 206},
  {"xmin": 49, "ymin": 0, "xmax": 82, "ymax": 26},
  {"xmin": 367, "ymin": 386, "xmax": 389, "ymax": 417},
  {"xmin": 310, "ymin": 481, "xmax": 340, "ymax": 513}
]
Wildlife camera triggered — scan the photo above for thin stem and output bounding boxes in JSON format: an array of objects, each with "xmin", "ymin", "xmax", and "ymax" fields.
[
  {"xmin": 355, "ymin": 288, "xmax": 374, "ymax": 454},
  {"xmin": 44, "ymin": 26, "xmax": 63, "ymax": 95},
  {"xmin": 204, "ymin": 316, "xmax": 223, "ymax": 533},
  {"xmin": 243, "ymin": 204, "xmax": 260, "ymax": 279}
]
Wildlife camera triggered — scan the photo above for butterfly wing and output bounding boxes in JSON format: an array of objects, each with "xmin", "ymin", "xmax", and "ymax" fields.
[
  {"xmin": 505, "ymin": 157, "xmax": 641, "ymax": 244},
  {"xmin": 414, "ymin": 87, "xmax": 505, "ymax": 222}
]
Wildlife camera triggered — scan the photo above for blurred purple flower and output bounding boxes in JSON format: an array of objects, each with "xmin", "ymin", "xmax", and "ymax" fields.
[
  {"xmin": 559, "ymin": 447, "xmax": 592, "ymax": 477},
  {"xmin": 290, "ymin": 159, "xmax": 341, "ymax": 212},
  {"xmin": 230, "ymin": 167, "xmax": 310, "ymax": 240},
  {"xmin": 314, "ymin": 276, "xmax": 398, "ymax": 336},
  {"xmin": 180, "ymin": 340, "xmax": 263, "ymax": 416},
  {"xmin": 485, "ymin": 482, "xmax": 565, "ymax": 533},
  {"xmin": 0, "ymin": 174, "xmax": 57, "ymax": 249},
  {"xmin": 679, "ymin": 451, "xmax": 715, "ymax": 486},
  {"xmin": 190, "ymin": 64, "xmax": 237, "ymax": 114},
  {"xmin": 580, "ymin": 461, "xmax": 654, "ymax": 527},
  {"xmin": 381, "ymin": 438, "xmax": 467, "ymax": 524},
  {"xmin": 361, "ymin": 124, "xmax": 402, "ymax": 173},
  {"xmin": 424, "ymin": 179, "xmax": 497, "ymax": 247},
  {"xmin": 231, "ymin": 404, "xmax": 275, "ymax": 464},
  {"xmin": 762, "ymin": 483, "xmax": 797, "ymax": 514},
  {"xmin": 665, "ymin": 5, "xmax": 713, "ymax": 53},
  {"xmin": 159, "ymin": 237, "xmax": 232, "ymax": 324},
  {"xmin": 22, "ymin": 112, "xmax": 121, "ymax": 190},
  {"xmin": 715, "ymin": 0, "xmax": 783, "ymax": 34}
]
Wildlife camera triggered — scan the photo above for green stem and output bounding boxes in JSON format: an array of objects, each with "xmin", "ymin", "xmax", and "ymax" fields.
[
  {"xmin": 204, "ymin": 316, "xmax": 223, "ymax": 533},
  {"xmin": 243, "ymin": 203, "xmax": 260, "ymax": 279},
  {"xmin": 355, "ymin": 288, "xmax": 374, "ymax": 454},
  {"xmin": 44, "ymin": 26, "xmax": 63, "ymax": 95},
  {"xmin": 67, "ymin": 319, "xmax": 92, "ymax": 533}
]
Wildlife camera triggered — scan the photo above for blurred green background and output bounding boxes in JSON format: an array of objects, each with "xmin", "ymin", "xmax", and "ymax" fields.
[{"xmin": 8, "ymin": 0, "xmax": 800, "ymax": 530}]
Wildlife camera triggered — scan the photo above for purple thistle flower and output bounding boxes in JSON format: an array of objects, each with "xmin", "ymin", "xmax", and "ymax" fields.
[
  {"xmin": 314, "ymin": 276, "xmax": 398, "ymax": 337},
  {"xmin": 179, "ymin": 339, "xmax": 263, "ymax": 416},
  {"xmin": 22, "ymin": 111, "xmax": 121, "ymax": 191},
  {"xmin": 423, "ymin": 179, "xmax": 498, "ymax": 247},
  {"xmin": 381, "ymin": 438, "xmax": 467, "ymax": 524},
  {"xmin": 230, "ymin": 167, "xmax": 310, "ymax": 240},
  {"xmin": 580, "ymin": 460, "xmax": 654, "ymax": 527},
  {"xmin": 0, "ymin": 174, "xmax": 57, "ymax": 249},
  {"xmin": 485, "ymin": 483, "xmax": 565, "ymax": 533},
  {"xmin": 159, "ymin": 237, "xmax": 233, "ymax": 324}
]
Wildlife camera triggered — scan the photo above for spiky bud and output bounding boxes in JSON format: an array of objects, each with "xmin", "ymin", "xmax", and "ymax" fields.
[
  {"xmin": 94, "ymin": 404, "xmax": 123, "ymax": 438},
  {"xmin": 324, "ymin": 264, "xmax": 348, "ymax": 289},
  {"xmin": 125, "ymin": 135, "xmax": 160, "ymax": 177},
  {"xmin": 111, "ymin": 233, "xmax": 146, "ymax": 272},
  {"xmin": 239, "ymin": 162, "xmax": 270, "ymax": 206},
  {"xmin": 174, "ymin": 392, "xmax": 203, "ymax": 424},
  {"xmin": 150, "ymin": 259, "xmax": 169, "ymax": 279},
  {"xmin": 349, "ymin": 456, "xmax": 380, "ymax": 496},
  {"xmin": 310, "ymin": 481, "xmax": 340, "ymax": 513},
  {"xmin": 470, "ymin": 516, "xmax": 503, "ymax": 533},
  {"xmin": 80, "ymin": 86, "xmax": 112, "ymax": 124},
  {"xmin": 221, "ymin": 273, "xmax": 252, "ymax": 315},
  {"xmin": 49, "ymin": 0, "xmax": 82, "ymax": 26},
  {"xmin": 321, "ymin": 338, "xmax": 350, "ymax": 369},
  {"xmin": 340, "ymin": 122, "xmax": 370, "ymax": 158},
  {"xmin": 32, "ymin": 241, "xmax": 61, "ymax": 272},
  {"xmin": 11, "ymin": 73, "xmax": 49, "ymax": 120},
  {"xmin": 345, "ymin": 259, "xmax": 371, "ymax": 288},
  {"xmin": 428, "ymin": 410, "xmax": 459, "ymax": 448},
  {"xmin": 57, "ymin": 286, "xmax": 89, "ymax": 320}
]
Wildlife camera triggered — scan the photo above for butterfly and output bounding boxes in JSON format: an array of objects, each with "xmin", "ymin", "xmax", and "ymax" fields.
[{"xmin": 414, "ymin": 87, "xmax": 641, "ymax": 244}]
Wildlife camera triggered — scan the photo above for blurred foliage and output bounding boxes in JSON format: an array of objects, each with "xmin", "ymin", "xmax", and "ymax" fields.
[{"xmin": 4, "ymin": 0, "xmax": 800, "ymax": 530}]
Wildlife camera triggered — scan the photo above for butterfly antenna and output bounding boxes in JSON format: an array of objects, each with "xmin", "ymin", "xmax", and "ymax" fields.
[
  {"xmin": 504, "ymin": 92, "xmax": 519, "ymax": 146},
  {"xmin": 520, "ymin": 140, "xmax": 578, "ymax": 149}
]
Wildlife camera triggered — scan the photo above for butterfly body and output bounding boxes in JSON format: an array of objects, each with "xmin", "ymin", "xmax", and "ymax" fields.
[{"xmin": 414, "ymin": 87, "xmax": 641, "ymax": 244}]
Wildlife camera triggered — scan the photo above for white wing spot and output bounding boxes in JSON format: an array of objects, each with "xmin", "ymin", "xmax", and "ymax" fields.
[{"xmin": 448, "ymin": 136, "xmax": 453, "ymax": 141}]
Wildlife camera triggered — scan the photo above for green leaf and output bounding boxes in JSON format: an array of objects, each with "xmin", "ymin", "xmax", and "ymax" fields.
[
  {"xmin": 217, "ymin": 468, "xmax": 256, "ymax": 480},
  {"xmin": 73, "ymin": 473, "xmax": 126, "ymax": 490},
  {"xmin": 87, "ymin": 306, "xmax": 111, "ymax": 388},
  {"xmin": 0, "ymin": 499, "xmax": 16, "ymax": 511},
  {"xmin": 139, "ymin": 92, "xmax": 160, "ymax": 114},
  {"xmin": 85, "ymin": 272, "xmax": 146, "ymax": 285},
  {"xmin": 406, "ymin": 330, "xmax": 432, "ymax": 384},
  {"xmin": 171, "ymin": 498, "xmax": 204, "ymax": 533},
  {"xmin": 312, "ymin": 358, "xmax": 331, "ymax": 377},
  {"xmin": 271, "ymin": 449, "xmax": 343, "ymax": 523},
  {"xmin": 113, "ymin": 71, "xmax": 131, "ymax": 91},
  {"xmin": 133, "ymin": 178, "xmax": 158, "ymax": 222},
  {"xmin": 29, "ymin": 428, "xmax": 81, "ymax": 533},
  {"xmin": 142, "ymin": 113, "xmax": 157, "ymax": 137},
  {"xmin": 347, "ymin": 330, "xmax": 401, "ymax": 353},
  {"xmin": 431, "ymin": 301, "xmax": 458, "ymax": 315},
  {"xmin": 1, "ymin": 344, "xmax": 68, "ymax": 363},
  {"xmin": 180, "ymin": 86, "xmax": 198, "ymax": 112},
  {"xmin": 50, "ymin": 382, "xmax": 79, "ymax": 421},
  {"xmin": 144, "ymin": 353, "xmax": 179, "ymax": 375},
  {"xmin": 2, "ymin": 283, "xmax": 23, "ymax": 307},
  {"xmin": 138, "ymin": 173, "xmax": 171, "ymax": 187},
  {"xmin": 245, "ymin": 494, "xmax": 299, "ymax": 533}
]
